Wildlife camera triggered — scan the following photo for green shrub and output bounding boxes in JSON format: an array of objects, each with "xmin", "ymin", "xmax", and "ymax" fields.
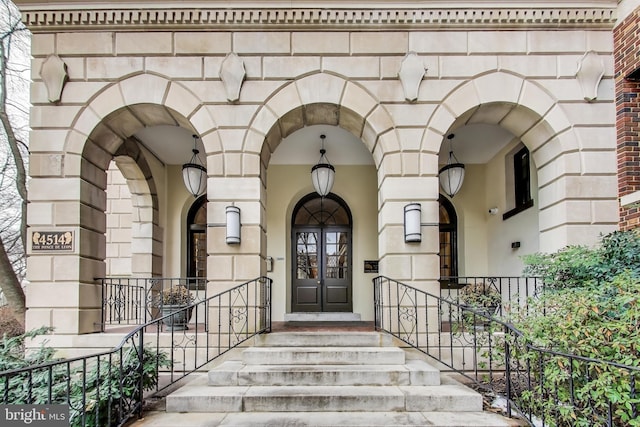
[
  {"xmin": 68, "ymin": 346, "xmax": 170, "ymax": 427},
  {"xmin": 522, "ymin": 229, "xmax": 640, "ymax": 290},
  {"xmin": 0, "ymin": 328, "xmax": 170, "ymax": 427},
  {"xmin": 0, "ymin": 326, "xmax": 57, "ymax": 372},
  {"xmin": 512, "ymin": 230, "xmax": 640, "ymax": 426}
]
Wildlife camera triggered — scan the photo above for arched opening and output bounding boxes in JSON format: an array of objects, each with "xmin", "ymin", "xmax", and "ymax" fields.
[{"xmin": 291, "ymin": 193, "xmax": 352, "ymax": 312}]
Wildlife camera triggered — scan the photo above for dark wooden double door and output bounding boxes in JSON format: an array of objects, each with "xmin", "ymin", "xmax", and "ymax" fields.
[{"xmin": 292, "ymin": 194, "xmax": 352, "ymax": 312}]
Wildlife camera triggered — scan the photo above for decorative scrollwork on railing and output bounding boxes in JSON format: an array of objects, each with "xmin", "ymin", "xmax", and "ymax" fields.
[
  {"xmin": 3, "ymin": 277, "xmax": 272, "ymax": 427},
  {"xmin": 99, "ymin": 277, "xmax": 209, "ymax": 328},
  {"xmin": 373, "ymin": 275, "xmax": 640, "ymax": 427},
  {"xmin": 230, "ymin": 307, "xmax": 249, "ymax": 346}
]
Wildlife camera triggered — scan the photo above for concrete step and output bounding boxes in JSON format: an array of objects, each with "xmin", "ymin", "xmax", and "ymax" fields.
[
  {"xmin": 283, "ymin": 312, "xmax": 362, "ymax": 322},
  {"xmin": 130, "ymin": 411, "xmax": 524, "ymax": 426},
  {"xmin": 166, "ymin": 378, "xmax": 482, "ymax": 413},
  {"xmin": 253, "ymin": 331, "xmax": 394, "ymax": 347},
  {"xmin": 208, "ymin": 359, "xmax": 440, "ymax": 386},
  {"xmin": 218, "ymin": 411, "xmax": 523, "ymax": 426},
  {"xmin": 242, "ymin": 346, "xmax": 405, "ymax": 365}
]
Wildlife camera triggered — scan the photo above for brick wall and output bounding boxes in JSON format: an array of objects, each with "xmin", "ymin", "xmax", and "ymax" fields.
[{"xmin": 615, "ymin": 6, "xmax": 640, "ymax": 230}]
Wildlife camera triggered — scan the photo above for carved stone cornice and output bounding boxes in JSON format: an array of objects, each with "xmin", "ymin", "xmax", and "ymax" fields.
[{"xmin": 19, "ymin": 6, "xmax": 617, "ymax": 32}]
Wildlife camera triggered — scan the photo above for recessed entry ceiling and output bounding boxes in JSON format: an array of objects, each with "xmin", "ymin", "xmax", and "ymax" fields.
[
  {"xmin": 439, "ymin": 124, "xmax": 516, "ymax": 165},
  {"xmin": 135, "ymin": 125, "xmax": 202, "ymax": 166},
  {"xmin": 270, "ymin": 125, "xmax": 374, "ymax": 166},
  {"xmin": 133, "ymin": 122, "xmax": 516, "ymax": 167}
]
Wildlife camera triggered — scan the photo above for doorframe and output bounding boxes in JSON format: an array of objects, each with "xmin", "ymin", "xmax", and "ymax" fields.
[{"xmin": 290, "ymin": 193, "xmax": 353, "ymax": 312}]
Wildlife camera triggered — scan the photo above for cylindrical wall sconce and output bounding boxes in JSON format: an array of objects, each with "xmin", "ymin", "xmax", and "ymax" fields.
[
  {"xmin": 226, "ymin": 206, "xmax": 241, "ymax": 244},
  {"xmin": 404, "ymin": 203, "xmax": 422, "ymax": 243}
]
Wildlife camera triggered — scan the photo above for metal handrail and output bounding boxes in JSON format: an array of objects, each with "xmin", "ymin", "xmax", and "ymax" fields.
[
  {"xmin": 439, "ymin": 275, "xmax": 543, "ymax": 316},
  {"xmin": 374, "ymin": 275, "xmax": 639, "ymax": 426},
  {"xmin": 0, "ymin": 276, "xmax": 272, "ymax": 427},
  {"xmin": 98, "ymin": 277, "xmax": 209, "ymax": 329}
]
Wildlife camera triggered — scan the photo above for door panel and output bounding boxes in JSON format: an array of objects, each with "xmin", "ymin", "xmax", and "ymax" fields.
[
  {"xmin": 292, "ymin": 228, "xmax": 351, "ymax": 312},
  {"xmin": 322, "ymin": 229, "xmax": 351, "ymax": 311},
  {"xmin": 293, "ymin": 230, "xmax": 322, "ymax": 311}
]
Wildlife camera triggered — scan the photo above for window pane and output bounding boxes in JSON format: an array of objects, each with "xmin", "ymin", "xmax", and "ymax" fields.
[
  {"xmin": 296, "ymin": 232, "xmax": 318, "ymax": 279},
  {"xmin": 192, "ymin": 232, "xmax": 207, "ymax": 278},
  {"xmin": 439, "ymin": 204, "xmax": 450, "ymax": 224},
  {"xmin": 440, "ymin": 231, "xmax": 452, "ymax": 278},
  {"xmin": 514, "ymin": 147, "xmax": 531, "ymax": 207},
  {"xmin": 294, "ymin": 197, "xmax": 349, "ymax": 225},
  {"xmin": 325, "ymin": 231, "xmax": 348, "ymax": 279}
]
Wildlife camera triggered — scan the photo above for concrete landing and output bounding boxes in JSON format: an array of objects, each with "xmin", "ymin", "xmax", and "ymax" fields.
[{"xmin": 129, "ymin": 410, "xmax": 524, "ymax": 426}]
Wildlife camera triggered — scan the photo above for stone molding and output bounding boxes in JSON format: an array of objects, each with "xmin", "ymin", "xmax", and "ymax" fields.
[{"xmin": 19, "ymin": 6, "xmax": 616, "ymax": 31}]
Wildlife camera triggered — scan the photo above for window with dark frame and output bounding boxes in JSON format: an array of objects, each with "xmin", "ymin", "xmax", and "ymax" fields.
[
  {"xmin": 439, "ymin": 196, "xmax": 458, "ymax": 287},
  {"xmin": 503, "ymin": 146, "xmax": 534, "ymax": 220},
  {"xmin": 187, "ymin": 195, "xmax": 207, "ymax": 289},
  {"xmin": 514, "ymin": 147, "xmax": 531, "ymax": 208}
]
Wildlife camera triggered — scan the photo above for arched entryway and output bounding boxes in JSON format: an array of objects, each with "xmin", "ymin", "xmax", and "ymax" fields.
[{"xmin": 291, "ymin": 193, "xmax": 352, "ymax": 312}]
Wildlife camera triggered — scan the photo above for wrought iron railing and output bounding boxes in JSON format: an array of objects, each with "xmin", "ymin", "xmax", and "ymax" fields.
[
  {"xmin": 374, "ymin": 276, "xmax": 639, "ymax": 426},
  {"xmin": 440, "ymin": 276, "xmax": 543, "ymax": 316},
  {"xmin": 0, "ymin": 276, "xmax": 272, "ymax": 427},
  {"xmin": 98, "ymin": 277, "xmax": 208, "ymax": 328}
]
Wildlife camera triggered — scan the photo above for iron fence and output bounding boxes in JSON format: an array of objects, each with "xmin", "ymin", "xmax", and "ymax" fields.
[
  {"xmin": 374, "ymin": 276, "xmax": 639, "ymax": 426},
  {"xmin": 98, "ymin": 277, "xmax": 208, "ymax": 328},
  {"xmin": 440, "ymin": 276, "xmax": 543, "ymax": 317},
  {"xmin": 0, "ymin": 276, "xmax": 272, "ymax": 427}
]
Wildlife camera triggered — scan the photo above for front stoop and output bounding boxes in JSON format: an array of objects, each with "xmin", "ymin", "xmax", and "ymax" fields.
[{"xmin": 161, "ymin": 332, "xmax": 523, "ymax": 426}]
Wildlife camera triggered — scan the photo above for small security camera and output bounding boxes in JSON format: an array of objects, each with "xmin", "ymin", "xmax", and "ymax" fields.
[{"xmin": 488, "ymin": 207, "xmax": 498, "ymax": 215}]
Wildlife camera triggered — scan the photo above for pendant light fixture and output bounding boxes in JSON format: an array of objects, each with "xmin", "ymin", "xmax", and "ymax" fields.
[
  {"xmin": 310, "ymin": 134, "xmax": 335, "ymax": 197},
  {"xmin": 182, "ymin": 134, "xmax": 207, "ymax": 197},
  {"xmin": 438, "ymin": 133, "xmax": 465, "ymax": 198}
]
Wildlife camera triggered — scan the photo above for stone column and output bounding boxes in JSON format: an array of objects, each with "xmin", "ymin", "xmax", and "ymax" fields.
[
  {"xmin": 377, "ymin": 168, "xmax": 441, "ymax": 336},
  {"xmin": 26, "ymin": 163, "xmax": 106, "ymax": 335},
  {"xmin": 207, "ymin": 175, "xmax": 266, "ymax": 336}
]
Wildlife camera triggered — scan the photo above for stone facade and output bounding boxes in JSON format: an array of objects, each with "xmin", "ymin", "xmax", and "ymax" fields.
[{"xmin": 17, "ymin": 1, "xmax": 622, "ymax": 337}]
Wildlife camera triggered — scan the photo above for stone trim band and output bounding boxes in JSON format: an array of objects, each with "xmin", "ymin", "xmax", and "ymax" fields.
[{"xmin": 20, "ymin": 7, "xmax": 616, "ymax": 31}]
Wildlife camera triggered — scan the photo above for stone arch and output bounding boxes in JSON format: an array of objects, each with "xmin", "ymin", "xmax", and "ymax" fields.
[
  {"xmin": 424, "ymin": 71, "xmax": 617, "ymax": 250},
  {"xmin": 71, "ymin": 76, "xmax": 211, "ymax": 278},
  {"xmin": 246, "ymin": 73, "xmax": 397, "ymax": 172},
  {"xmin": 424, "ymin": 71, "xmax": 576, "ymax": 164},
  {"xmin": 64, "ymin": 74, "xmax": 212, "ymax": 168}
]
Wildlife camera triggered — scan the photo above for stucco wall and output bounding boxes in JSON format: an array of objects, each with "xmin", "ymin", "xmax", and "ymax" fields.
[{"xmin": 267, "ymin": 164, "xmax": 378, "ymax": 321}]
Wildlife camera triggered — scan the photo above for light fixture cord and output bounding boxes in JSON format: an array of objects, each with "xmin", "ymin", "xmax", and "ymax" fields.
[
  {"xmin": 447, "ymin": 134, "xmax": 459, "ymax": 164},
  {"xmin": 320, "ymin": 134, "xmax": 328, "ymax": 162}
]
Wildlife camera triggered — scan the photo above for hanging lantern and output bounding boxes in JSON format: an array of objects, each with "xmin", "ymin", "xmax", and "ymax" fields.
[
  {"xmin": 438, "ymin": 133, "xmax": 465, "ymax": 198},
  {"xmin": 182, "ymin": 134, "xmax": 207, "ymax": 197},
  {"xmin": 310, "ymin": 134, "xmax": 335, "ymax": 197}
]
